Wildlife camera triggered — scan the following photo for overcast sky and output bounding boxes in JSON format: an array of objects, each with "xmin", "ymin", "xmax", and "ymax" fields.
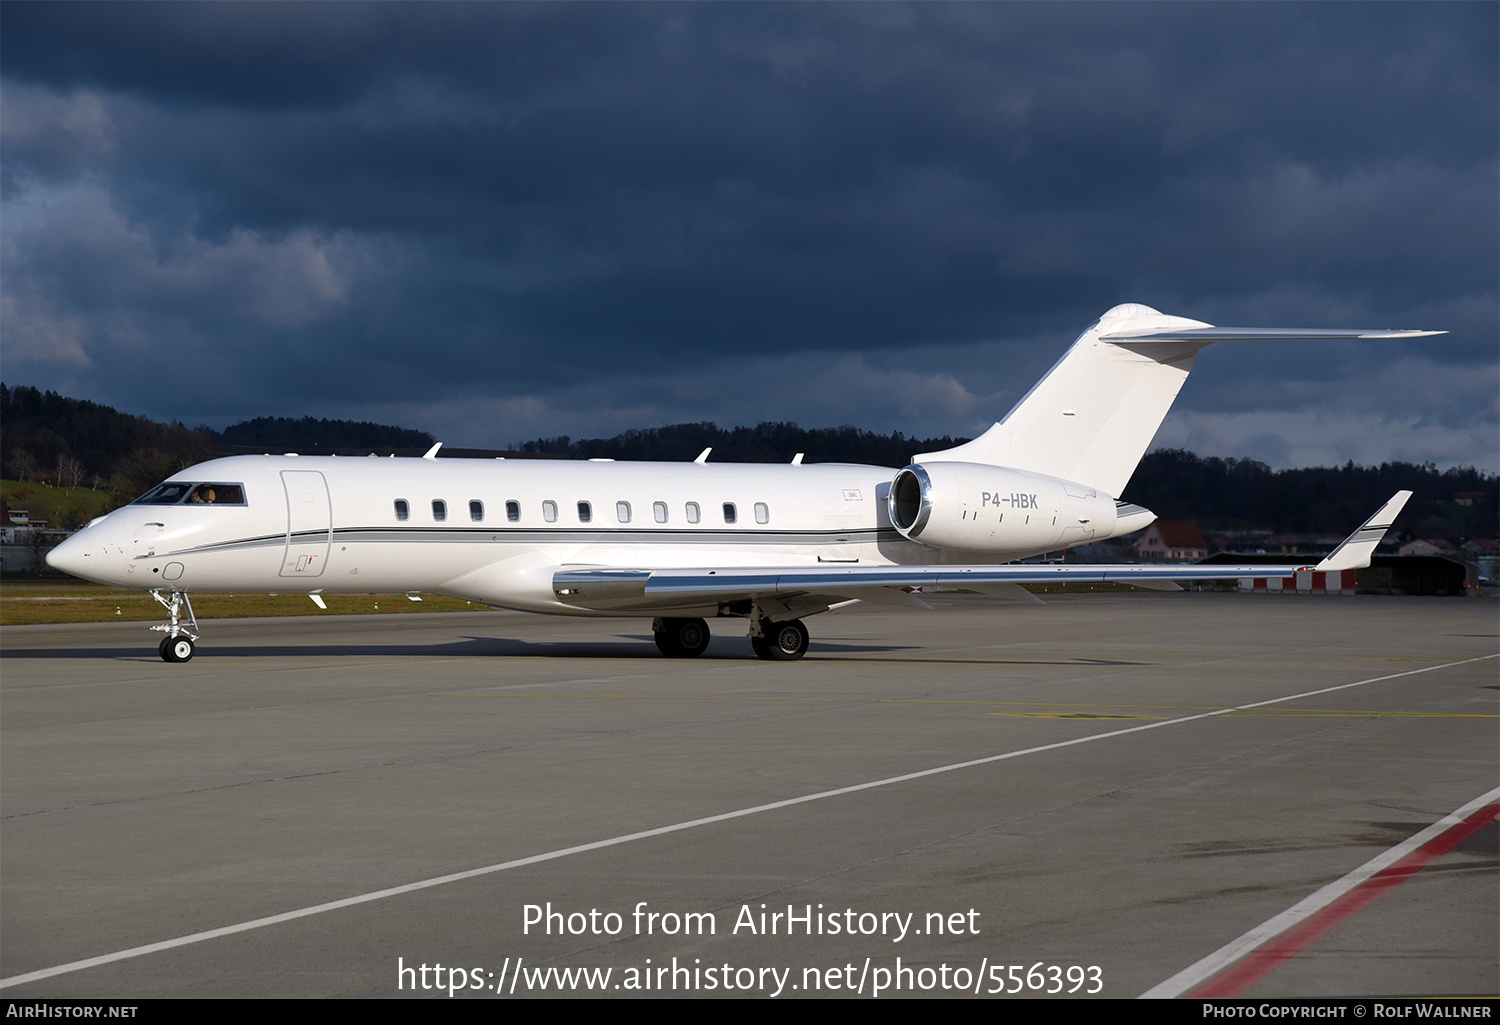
[{"xmin": 2, "ymin": 2, "xmax": 1495, "ymax": 470}]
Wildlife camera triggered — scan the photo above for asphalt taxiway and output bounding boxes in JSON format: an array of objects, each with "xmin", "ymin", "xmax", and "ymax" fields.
[{"xmin": 2, "ymin": 592, "xmax": 1495, "ymax": 998}]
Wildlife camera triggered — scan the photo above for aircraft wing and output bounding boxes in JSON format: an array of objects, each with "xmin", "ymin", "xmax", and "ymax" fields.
[{"xmin": 553, "ymin": 493, "xmax": 1411, "ymax": 611}]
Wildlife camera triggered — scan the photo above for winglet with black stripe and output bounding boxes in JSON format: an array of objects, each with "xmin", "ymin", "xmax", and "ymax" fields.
[{"xmin": 1314, "ymin": 491, "xmax": 1412, "ymax": 573}]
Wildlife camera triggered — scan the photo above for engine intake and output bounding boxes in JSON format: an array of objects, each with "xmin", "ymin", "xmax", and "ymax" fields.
[{"xmin": 889, "ymin": 464, "xmax": 932, "ymax": 534}]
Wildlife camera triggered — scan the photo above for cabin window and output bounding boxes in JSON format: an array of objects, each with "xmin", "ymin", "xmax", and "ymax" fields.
[
  {"xmin": 653, "ymin": 501, "xmax": 668, "ymax": 524},
  {"xmin": 755, "ymin": 502, "xmax": 769, "ymax": 524},
  {"xmin": 542, "ymin": 500, "xmax": 558, "ymax": 523},
  {"xmin": 617, "ymin": 501, "xmax": 631, "ymax": 523},
  {"xmin": 470, "ymin": 500, "xmax": 484, "ymax": 522},
  {"xmin": 686, "ymin": 502, "xmax": 700, "ymax": 524},
  {"xmin": 578, "ymin": 501, "xmax": 592, "ymax": 523},
  {"xmin": 723, "ymin": 502, "xmax": 737, "ymax": 524},
  {"xmin": 432, "ymin": 499, "xmax": 447, "ymax": 522},
  {"xmin": 506, "ymin": 500, "xmax": 521, "ymax": 522},
  {"xmin": 394, "ymin": 499, "xmax": 409, "ymax": 522}
]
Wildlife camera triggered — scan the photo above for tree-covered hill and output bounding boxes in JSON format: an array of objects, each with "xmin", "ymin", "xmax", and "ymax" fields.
[
  {"xmin": 1, "ymin": 384, "xmax": 215, "ymax": 496},
  {"xmin": 217, "ymin": 416, "xmax": 434, "ymax": 451},
  {"xmin": 1, "ymin": 385, "xmax": 432, "ymax": 502},
  {"xmin": 1124, "ymin": 449, "xmax": 1495, "ymax": 538}
]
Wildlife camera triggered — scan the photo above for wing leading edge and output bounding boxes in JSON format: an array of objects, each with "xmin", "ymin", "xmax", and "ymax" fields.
[{"xmin": 552, "ymin": 493, "xmax": 1411, "ymax": 611}]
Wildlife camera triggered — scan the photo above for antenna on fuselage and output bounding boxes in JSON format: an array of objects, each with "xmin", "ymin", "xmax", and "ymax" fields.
[
  {"xmin": 422, "ymin": 442, "xmax": 443, "ymax": 461},
  {"xmin": 791, "ymin": 453, "xmax": 804, "ymax": 465},
  {"xmin": 694, "ymin": 448, "xmax": 711, "ymax": 464}
]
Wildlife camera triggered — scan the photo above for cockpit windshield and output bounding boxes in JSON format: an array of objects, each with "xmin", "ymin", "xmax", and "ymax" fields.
[{"xmin": 133, "ymin": 482, "xmax": 247, "ymax": 505}]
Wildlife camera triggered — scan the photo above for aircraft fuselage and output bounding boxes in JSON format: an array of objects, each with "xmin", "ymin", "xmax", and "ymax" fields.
[{"xmin": 50, "ymin": 454, "xmax": 1104, "ymax": 617}]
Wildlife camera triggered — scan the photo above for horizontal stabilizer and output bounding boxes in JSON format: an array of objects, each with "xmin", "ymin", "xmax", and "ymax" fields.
[
  {"xmin": 1314, "ymin": 491, "xmax": 1412, "ymax": 573},
  {"xmin": 1099, "ymin": 327, "xmax": 1447, "ymax": 343}
]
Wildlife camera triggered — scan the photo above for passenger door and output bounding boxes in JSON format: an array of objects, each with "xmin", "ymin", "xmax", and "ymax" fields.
[{"xmin": 280, "ymin": 470, "xmax": 331, "ymax": 578}]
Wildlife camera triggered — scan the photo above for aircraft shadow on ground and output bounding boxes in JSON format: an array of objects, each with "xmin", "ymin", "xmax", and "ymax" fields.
[
  {"xmin": 0, "ymin": 645, "xmax": 1152, "ymax": 669},
  {"xmin": 0, "ymin": 635, "xmax": 1147, "ymax": 665},
  {"xmin": 1, "ymin": 635, "xmax": 923, "ymax": 661}
]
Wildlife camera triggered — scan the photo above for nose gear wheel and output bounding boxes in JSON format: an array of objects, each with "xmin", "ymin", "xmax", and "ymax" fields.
[{"xmin": 159, "ymin": 635, "xmax": 196, "ymax": 662}]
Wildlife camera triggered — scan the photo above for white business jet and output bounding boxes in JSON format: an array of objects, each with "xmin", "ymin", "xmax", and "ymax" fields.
[{"xmin": 46, "ymin": 304, "xmax": 1437, "ymax": 663}]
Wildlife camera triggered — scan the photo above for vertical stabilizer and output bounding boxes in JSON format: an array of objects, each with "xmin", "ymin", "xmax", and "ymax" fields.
[{"xmin": 916, "ymin": 304, "xmax": 1216, "ymax": 497}]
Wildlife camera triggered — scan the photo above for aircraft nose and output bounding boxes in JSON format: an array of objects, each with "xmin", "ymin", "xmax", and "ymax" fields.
[{"xmin": 45, "ymin": 531, "xmax": 91, "ymax": 578}]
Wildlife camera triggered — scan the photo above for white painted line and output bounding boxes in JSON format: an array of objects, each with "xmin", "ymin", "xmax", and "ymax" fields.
[
  {"xmin": 1140, "ymin": 783, "xmax": 1500, "ymax": 999},
  {"xmin": 2, "ymin": 653, "xmax": 1493, "ymax": 990}
]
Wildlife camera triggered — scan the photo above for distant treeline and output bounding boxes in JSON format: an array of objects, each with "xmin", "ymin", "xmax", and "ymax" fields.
[
  {"xmin": 1, "ymin": 383, "xmax": 216, "ymax": 499},
  {"xmin": 218, "ymin": 416, "xmax": 434, "ymax": 451},
  {"xmin": 1125, "ymin": 449, "xmax": 1496, "ymax": 538},
  {"xmin": 1, "ymin": 384, "xmax": 432, "ymax": 502},
  {"xmin": 521, "ymin": 421, "xmax": 968, "ymax": 467}
]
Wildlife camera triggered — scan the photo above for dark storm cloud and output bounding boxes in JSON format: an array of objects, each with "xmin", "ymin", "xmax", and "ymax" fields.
[
  {"xmin": 2, "ymin": 2, "xmax": 1495, "ymax": 469},
  {"xmin": 1, "ymin": 3, "xmax": 638, "ymax": 111}
]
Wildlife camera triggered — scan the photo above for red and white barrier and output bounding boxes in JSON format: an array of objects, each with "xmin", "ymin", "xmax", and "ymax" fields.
[{"xmin": 1238, "ymin": 569, "xmax": 1357, "ymax": 595}]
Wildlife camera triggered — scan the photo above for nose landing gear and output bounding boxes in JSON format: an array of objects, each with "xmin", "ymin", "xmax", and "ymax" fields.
[{"xmin": 149, "ymin": 589, "xmax": 200, "ymax": 662}]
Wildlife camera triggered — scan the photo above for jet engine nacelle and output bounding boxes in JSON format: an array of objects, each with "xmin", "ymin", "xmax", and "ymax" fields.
[{"xmin": 887, "ymin": 462, "xmax": 1119, "ymax": 554}]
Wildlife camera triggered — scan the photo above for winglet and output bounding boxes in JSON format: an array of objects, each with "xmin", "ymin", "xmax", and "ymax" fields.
[{"xmin": 1314, "ymin": 491, "xmax": 1412, "ymax": 573}]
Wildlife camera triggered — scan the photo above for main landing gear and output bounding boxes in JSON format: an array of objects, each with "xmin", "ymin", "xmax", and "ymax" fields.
[
  {"xmin": 749, "ymin": 618, "xmax": 809, "ymax": 661},
  {"xmin": 651, "ymin": 615, "xmax": 812, "ymax": 660},
  {"xmin": 653, "ymin": 617, "xmax": 711, "ymax": 658},
  {"xmin": 150, "ymin": 589, "xmax": 199, "ymax": 662}
]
